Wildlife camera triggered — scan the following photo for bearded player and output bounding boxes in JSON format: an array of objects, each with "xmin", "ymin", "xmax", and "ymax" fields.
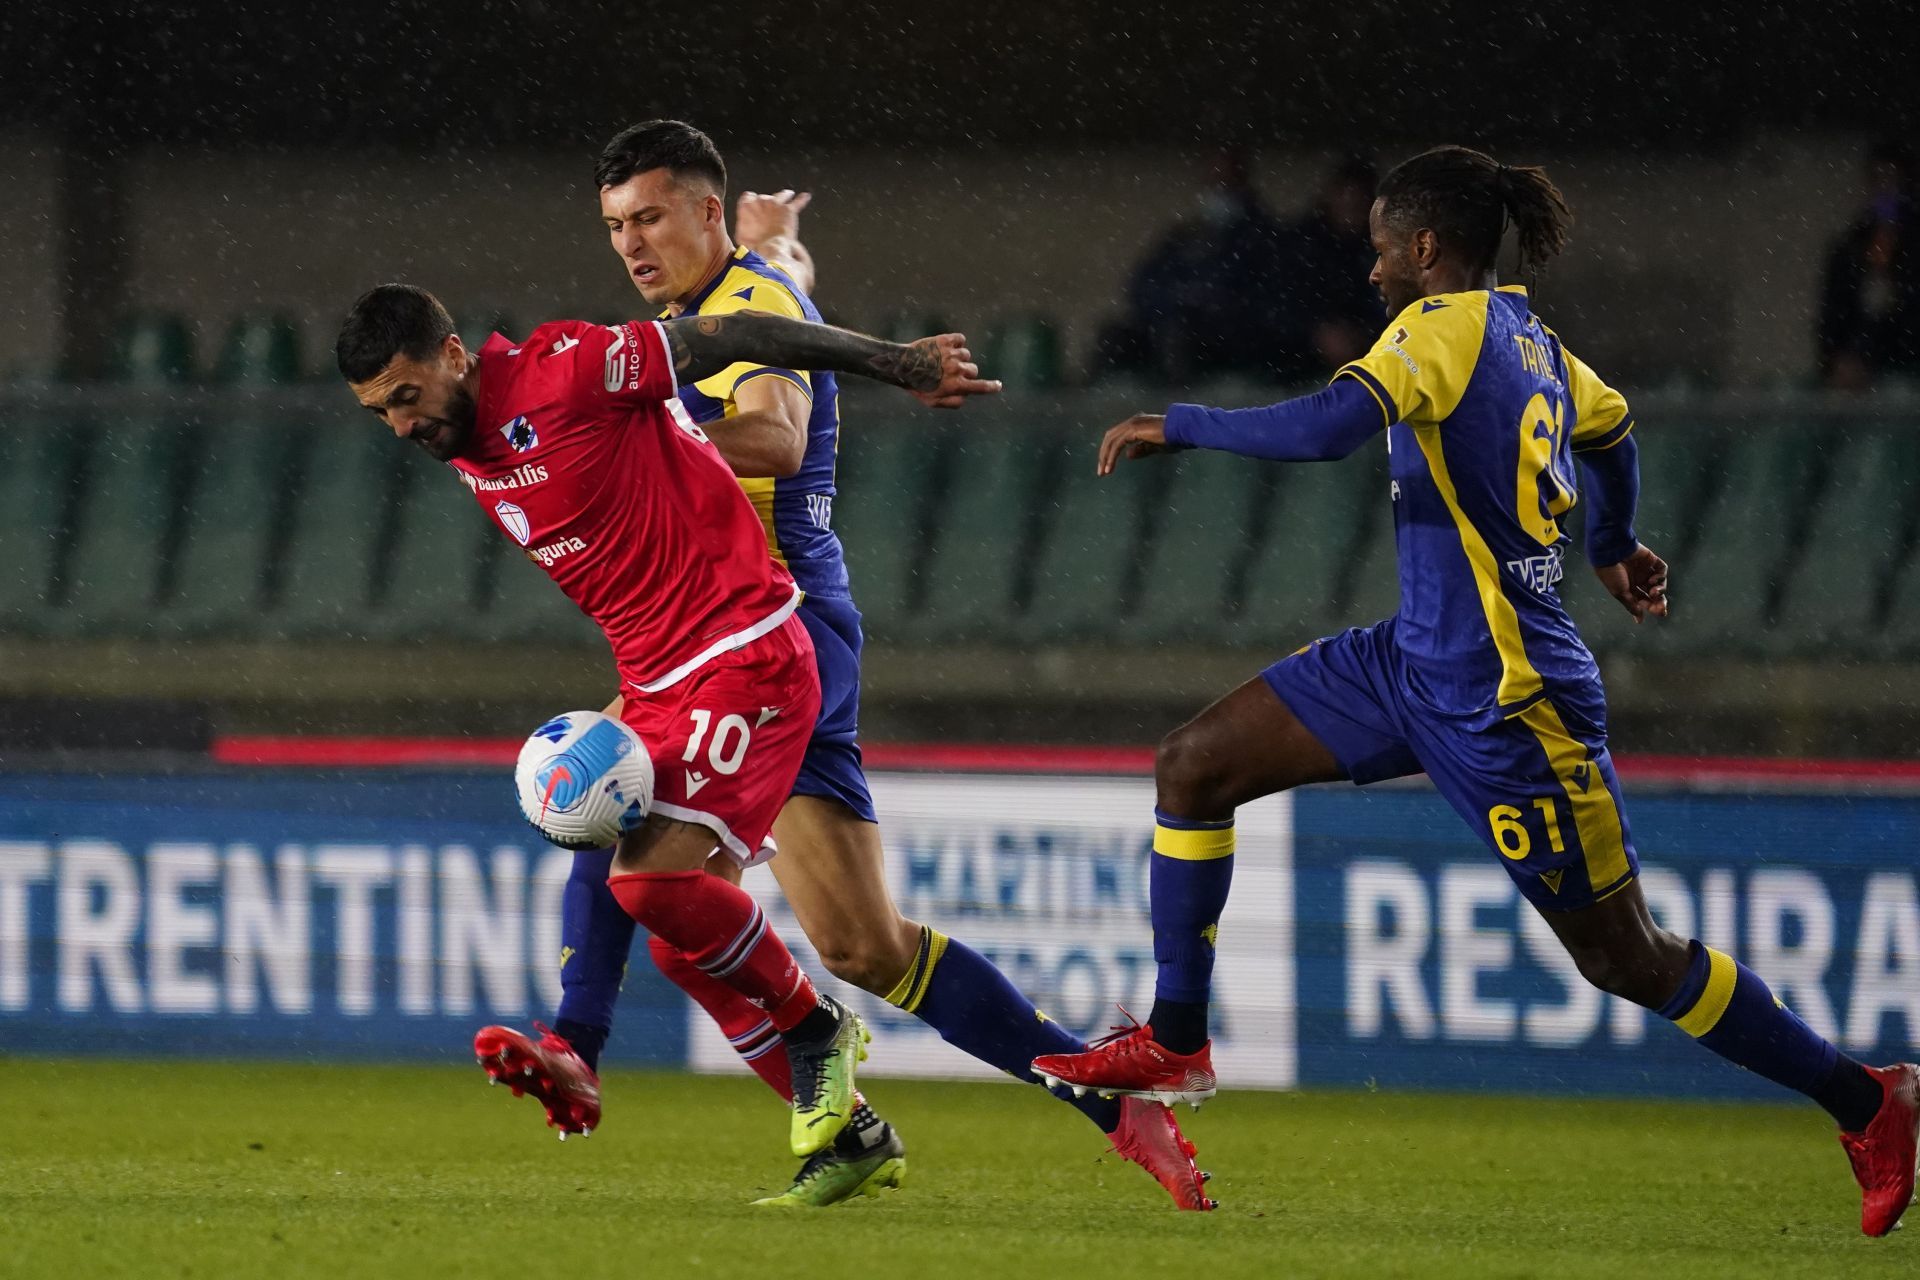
[
  {"xmin": 469, "ymin": 119, "xmax": 1215, "ymax": 1211},
  {"xmin": 1033, "ymin": 145, "xmax": 1918, "ymax": 1237},
  {"xmin": 335, "ymin": 284, "xmax": 993, "ymax": 1184}
]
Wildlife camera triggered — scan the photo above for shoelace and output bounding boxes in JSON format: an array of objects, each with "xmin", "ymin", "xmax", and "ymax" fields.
[
  {"xmin": 1082, "ymin": 1005, "xmax": 1152, "ymax": 1052},
  {"xmin": 791, "ymin": 1044, "xmax": 841, "ymax": 1108}
]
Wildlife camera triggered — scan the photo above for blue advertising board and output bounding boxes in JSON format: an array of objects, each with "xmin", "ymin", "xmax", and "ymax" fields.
[
  {"xmin": 1293, "ymin": 785, "xmax": 1920, "ymax": 1098},
  {"xmin": 3, "ymin": 768, "xmax": 1916, "ymax": 1103},
  {"xmin": 0, "ymin": 772, "xmax": 684, "ymax": 1065}
]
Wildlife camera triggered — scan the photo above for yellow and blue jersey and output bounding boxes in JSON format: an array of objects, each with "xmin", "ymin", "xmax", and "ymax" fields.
[
  {"xmin": 667, "ymin": 246, "xmax": 850, "ymax": 599},
  {"xmin": 1333, "ymin": 285, "xmax": 1633, "ymax": 726}
]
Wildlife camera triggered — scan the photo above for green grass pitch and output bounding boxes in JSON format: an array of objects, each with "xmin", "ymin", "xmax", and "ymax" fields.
[{"xmin": 0, "ymin": 1060, "xmax": 1908, "ymax": 1279}]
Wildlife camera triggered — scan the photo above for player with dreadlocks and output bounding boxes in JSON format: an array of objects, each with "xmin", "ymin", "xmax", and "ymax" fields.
[{"xmin": 1033, "ymin": 144, "xmax": 1919, "ymax": 1237}]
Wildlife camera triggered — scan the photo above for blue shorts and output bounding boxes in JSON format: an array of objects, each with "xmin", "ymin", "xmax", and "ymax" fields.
[
  {"xmin": 1263, "ymin": 619, "xmax": 1639, "ymax": 910},
  {"xmin": 792, "ymin": 594, "xmax": 877, "ymax": 823}
]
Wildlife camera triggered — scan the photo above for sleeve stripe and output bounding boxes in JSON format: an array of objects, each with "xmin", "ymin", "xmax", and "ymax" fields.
[
  {"xmin": 1573, "ymin": 415, "xmax": 1635, "ymax": 453},
  {"xmin": 1334, "ymin": 364, "xmax": 1399, "ymax": 428},
  {"xmin": 732, "ymin": 366, "xmax": 814, "ymax": 400}
]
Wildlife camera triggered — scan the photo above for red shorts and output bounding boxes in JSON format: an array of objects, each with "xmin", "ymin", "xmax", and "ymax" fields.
[{"xmin": 619, "ymin": 614, "xmax": 821, "ymax": 867}]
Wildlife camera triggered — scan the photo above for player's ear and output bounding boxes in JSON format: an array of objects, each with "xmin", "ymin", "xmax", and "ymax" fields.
[
  {"xmin": 443, "ymin": 332, "xmax": 468, "ymax": 372},
  {"xmin": 1411, "ymin": 228, "xmax": 1439, "ymax": 270}
]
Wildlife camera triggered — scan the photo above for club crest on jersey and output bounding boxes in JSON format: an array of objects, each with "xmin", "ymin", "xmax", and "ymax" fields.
[
  {"xmin": 495, "ymin": 499, "xmax": 531, "ymax": 546},
  {"xmin": 500, "ymin": 415, "xmax": 539, "ymax": 453}
]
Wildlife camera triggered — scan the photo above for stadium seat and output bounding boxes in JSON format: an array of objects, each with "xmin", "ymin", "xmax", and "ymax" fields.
[
  {"xmin": 107, "ymin": 314, "xmax": 195, "ymax": 385},
  {"xmin": 268, "ymin": 421, "xmax": 400, "ymax": 639},
  {"xmin": 904, "ymin": 426, "xmax": 1053, "ymax": 644},
  {"xmin": 479, "ymin": 539, "xmax": 603, "ymax": 646},
  {"xmin": 1640, "ymin": 422, "xmax": 1824, "ymax": 657},
  {"xmin": 161, "ymin": 419, "xmax": 292, "ymax": 633},
  {"xmin": 830, "ymin": 422, "xmax": 942, "ymax": 641},
  {"xmin": 0, "ymin": 415, "xmax": 83, "ymax": 636},
  {"xmin": 1015, "ymin": 438, "xmax": 1156, "ymax": 643},
  {"xmin": 366, "ymin": 454, "xmax": 495, "ymax": 638},
  {"xmin": 1236, "ymin": 453, "xmax": 1388, "ymax": 647},
  {"xmin": 979, "ymin": 316, "xmax": 1065, "ymax": 390},
  {"xmin": 50, "ymin": 419, "xmax": 192, "ymax": 635},
  {"xmin": 1877, "ymin": 535, "xmax": 1920, "ymax": 659},
  {"xmin": 1770, "ymin": 429, "xmax": 1918, "ymax": 656},
  {"xmin": 213, "ymin": 314, "xmax": 304, "ymax": 384},
  {"xmin": 1121, "ymin": 450, "xmax": 1274, "ymax": 645}
]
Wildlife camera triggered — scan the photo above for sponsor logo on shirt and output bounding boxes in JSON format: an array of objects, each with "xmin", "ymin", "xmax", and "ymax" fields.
[
  {"xmin": 494, "ymin": 500, "xmax": 531, "ymax": 546},
  {"xmin": 459, "ymin": 463, "xmax": 549, "ymax": 493},
  {"xmin": 1506, "ymin": 545, "xmax": 1565, "ymax": 594},
  {"xmin": 500, "ymin": 415, "xmax": 539, "ymax": 452},
  {"xmin": 602, "ymin": 324, "xmax": 644, "ymax": 394},
  {"xmin": 528, "ymin": 535, "xmax": 588, "ymax": 568}
]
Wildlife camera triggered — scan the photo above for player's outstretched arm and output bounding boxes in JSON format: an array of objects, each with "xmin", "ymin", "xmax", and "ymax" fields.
[
  {"xmin": 662, "ymin": 313, "xmax": 1000, "ymax": 408},
  {"xmin": 1097, "ymin": 379, "xmax": 1386, "ymax": 475}
]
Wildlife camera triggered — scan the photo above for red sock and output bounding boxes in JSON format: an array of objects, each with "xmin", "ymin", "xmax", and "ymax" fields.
[
  {"xmin": 648, "ymin": 934, "xmax": 794, "ymax": 1100},
  {"xmin": 609, "ymin": 870, "xmax": 820, "ymax": 1032}
]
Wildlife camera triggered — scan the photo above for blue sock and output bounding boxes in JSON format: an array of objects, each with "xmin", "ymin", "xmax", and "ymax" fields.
[
  {"xmin": 1146, "ymin": 809, "xmax": 1235, "ymax": 1054},
  {"xmin": 552, "ymin": 847, "xmax": 636, "ymax": 1072},
  {"xmin": 1660, "ymin": 941, "xmax": 1881, "ymax": 1130},
  {"xmin": 889, "ymin": 925, "xmax": 1122, "ymax": 1133}
]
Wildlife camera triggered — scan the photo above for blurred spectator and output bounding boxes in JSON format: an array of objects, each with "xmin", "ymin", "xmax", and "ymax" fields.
[
  {"xmin": 1270, "ymin": 155, "xmax": 1381, "ymax": 380},
  {"xmin": 1096, "ymin": 145, "xmax": 1288, "ymax": 382},
  {"xmin": 1817, "ymin": 141, "xmax": 1920, "ymax": 390},
  {"xmin": 1095, "ymin": 151, "xmax": 1380, "ymax": 384}
]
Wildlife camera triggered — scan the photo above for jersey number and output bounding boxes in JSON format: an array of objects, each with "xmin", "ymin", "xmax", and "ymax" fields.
[
  {"xmin": 1516, "ymin": 393, "xmax": 1577, "ymax": 547},
  {"xmin": 1488, "ymin": 799, "xmax": 1567, "ymax": 861},
  {"xmin": 682, "ymin": 709, "xmax": 751, "ymax": 775}
]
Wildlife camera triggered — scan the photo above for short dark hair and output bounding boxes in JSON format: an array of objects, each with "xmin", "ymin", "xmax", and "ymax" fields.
[
  {"xmin": 593, "ymin": 119, "xmax": 727, "ymax": 195},
  {"xmin": 1378, "ymin": 145, "xmax": 1573, "ymax": 279},
  {"xmin": 334, "ymin": 284, "xmax": 456, "ymax": 382}
]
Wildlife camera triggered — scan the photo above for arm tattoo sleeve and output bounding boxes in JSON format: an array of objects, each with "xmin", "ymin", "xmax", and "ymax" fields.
[{"xmin": 662, "ymin": 313, "xmax": 939, "ymax": 393}]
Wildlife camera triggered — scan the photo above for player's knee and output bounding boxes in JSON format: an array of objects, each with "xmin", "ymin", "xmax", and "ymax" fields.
[
  {"xmin": 1155, "ymin": 725, "xmax": 1234, "ymax": 815},
  {"xmin": 812, "ymin": 923, "xmax": 918, "ymax": 995},
  {"xmin": 1567, "ymin": 932, "xmax": 1684, "ymax": 1008}
]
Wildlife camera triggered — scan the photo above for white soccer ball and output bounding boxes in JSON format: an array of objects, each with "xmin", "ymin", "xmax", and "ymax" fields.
[{"xmin": 514, "ymin": 711, "xmax": 655, "ymax": 850}]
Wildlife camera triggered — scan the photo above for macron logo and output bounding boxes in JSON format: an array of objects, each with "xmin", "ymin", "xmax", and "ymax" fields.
[{"xmin": 549, "ymin": 335, "xmax": 580, "ymax": 356}]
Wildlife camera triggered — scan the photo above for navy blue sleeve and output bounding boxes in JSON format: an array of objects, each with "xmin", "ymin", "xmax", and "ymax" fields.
[
  {"xmin": 1162, "ymin": 379, "xmax": 1386, "ymax": 463},
  {"xmin": 1576, "ymin": 431, "xmax": 1641, "ymax": 566}
]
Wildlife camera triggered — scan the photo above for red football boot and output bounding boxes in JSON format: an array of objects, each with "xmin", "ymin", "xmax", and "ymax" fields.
[
  {"xmin": 1110, "ymin": 1095, "xmax": 1217, "ymax": 1211},
  {"xmin": 1840, "ymin": 1062, "xmax": 1919, "ymax": 1237},
  {"xmin": 1033, "ymin": 1014, "xmax": 1217, "ymax": 1109},
  {"xmin": 474, "ymin": 1023, "xmax": 602, "ymax": 1139}
]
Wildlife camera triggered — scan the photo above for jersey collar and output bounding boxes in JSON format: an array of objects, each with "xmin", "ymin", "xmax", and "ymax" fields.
[{"xmin": 662, "ymin": 245, "xmax": 755, "ymax": 319}]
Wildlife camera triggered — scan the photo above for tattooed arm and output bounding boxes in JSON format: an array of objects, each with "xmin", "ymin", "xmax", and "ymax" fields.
[{"xmin": 661, "ymin": 312, "xmax": 1000, "ymax": 408}]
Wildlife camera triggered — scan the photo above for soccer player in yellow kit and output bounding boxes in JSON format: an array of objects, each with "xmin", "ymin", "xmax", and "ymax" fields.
[{"xmin": 1038, "ymin": 145, "xmax": 1919, "ymax": 1237}]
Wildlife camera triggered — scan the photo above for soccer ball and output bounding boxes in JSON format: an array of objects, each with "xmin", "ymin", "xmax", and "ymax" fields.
[{"xmin": 513, "ymin": 711, "xmax": 654, "ymax": 850}]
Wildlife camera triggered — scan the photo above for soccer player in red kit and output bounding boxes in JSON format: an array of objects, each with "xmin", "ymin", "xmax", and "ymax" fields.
[{"xmin": 335, "ymin": 284, "xmax": 996, "ymax": 1163}]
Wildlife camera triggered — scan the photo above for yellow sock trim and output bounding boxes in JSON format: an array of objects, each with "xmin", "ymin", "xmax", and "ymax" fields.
[
  {"xmin": 1153, "ymin": 823, "xmax": 1236, "ymax": 861},
  {"xmin": 882, "ymin": 927, "xmax": 951, "ymax": 1015},
  {"xmin": 1674, "ymin": 947, "xmax": 1739, "ymax": 1037}
]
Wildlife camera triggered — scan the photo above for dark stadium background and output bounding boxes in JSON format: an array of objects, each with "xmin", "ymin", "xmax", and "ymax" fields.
[{"xmin": 4, "ymin": 0, "xmax": 1919, "ymax": 756}]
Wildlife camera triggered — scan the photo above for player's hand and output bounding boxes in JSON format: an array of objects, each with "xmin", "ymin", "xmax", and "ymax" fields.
[
  {"xmin": 1594, "ymin": 544, "xmax": 1670, "ymax": 623},
  {"xmin": 735, "ymin": 189, "xmax": 811, "ymax": 246},
  {"xmin": 903, "ymin": 334, "xmax": 1002, "ymax": 408},
  {"xmin": 1097, "ymin": 414, "xmax": 1171, "ymax": 475}
]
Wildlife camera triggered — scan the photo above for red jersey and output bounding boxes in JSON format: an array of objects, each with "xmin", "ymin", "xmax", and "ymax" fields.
[{"xmin": 452, "ymin": 319, "xmax": 801, "ymax": 693}]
